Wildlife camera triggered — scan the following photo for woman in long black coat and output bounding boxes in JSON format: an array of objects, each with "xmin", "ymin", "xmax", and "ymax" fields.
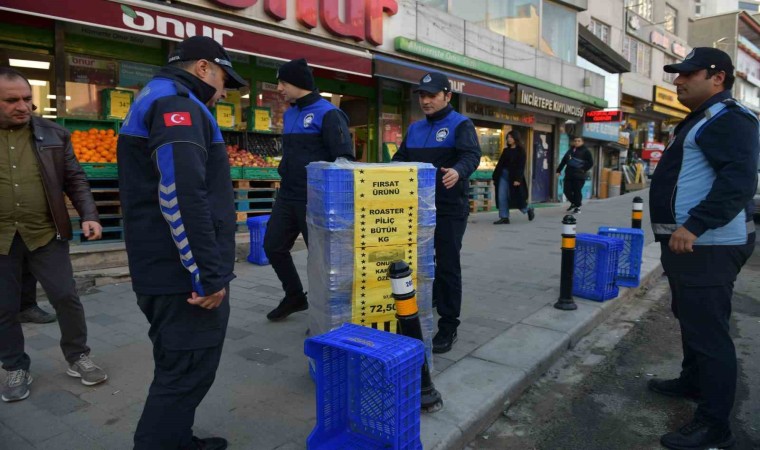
[{"xmin": 492, "ymin": 130, "xmax": 535, "ymax": 224}]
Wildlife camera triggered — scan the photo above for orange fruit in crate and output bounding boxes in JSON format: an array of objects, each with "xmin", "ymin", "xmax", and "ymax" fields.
[{"xmin": 68, "ymin": 128, "xmax": 119, "ymax": 163}]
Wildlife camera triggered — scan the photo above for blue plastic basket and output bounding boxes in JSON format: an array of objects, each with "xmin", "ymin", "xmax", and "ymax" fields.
[
  {"xmin": 597, "ymin": 227, "xmax": 645, "ymax": 287},
  {"xmin": 304, "ymin": 323, "xmax": 424, "ymax": 450},
  {"xmin": 573, "ymin": 234, "xmax": 624, "ymax": 301},
  {"xmin": 246, "ymin": 215, "xmax": 270, "ymax": 265}
]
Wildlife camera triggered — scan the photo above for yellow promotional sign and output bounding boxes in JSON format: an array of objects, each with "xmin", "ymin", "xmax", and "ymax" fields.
[
  {"xmin": 352, "ymin": 166, "xmax": 419, "ymax": 332},
  {"xmin": 215, "ymin": 103, "xmax": 235, "ymax": 129},
  {"xmin": 254, "ymin": 108, "xmax": 271, "ymax": 132},
  {"xmin": 109, "ymin": 90, "xmax": 132, "ymax": 120}
]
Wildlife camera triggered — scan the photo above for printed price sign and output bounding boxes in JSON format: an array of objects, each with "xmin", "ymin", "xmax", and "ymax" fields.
[
  {"xmin": 215, "ymin": 103, "xmax": 234, "ymax": 129},
  {"xmin": 352, "ymin": 166, "xmax": 419, "ymax": 332},
  {"xmin": 254, "ymin": 108, "xmax": 271, "ymax": 132},
  {"xmin": 108, "ymin": 90, "xmax": 132, "ymax": 120}
]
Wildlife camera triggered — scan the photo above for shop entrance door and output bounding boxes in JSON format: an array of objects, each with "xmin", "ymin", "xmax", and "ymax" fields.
[{"xmin": 531, "ymin": 131, "xmax": 553, "ymax": 202}]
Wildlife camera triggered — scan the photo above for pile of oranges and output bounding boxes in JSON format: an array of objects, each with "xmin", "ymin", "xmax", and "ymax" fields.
[{"xmin": 71, "ymin": 128, "xmax": 118, "ymax": 163}]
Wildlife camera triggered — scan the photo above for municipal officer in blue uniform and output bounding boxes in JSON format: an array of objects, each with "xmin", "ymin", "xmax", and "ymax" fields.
[
  {"xmin": 118, "ymin": 36, "xmax": 247, "ymax": 450},
  {"xmin": 393, "ymin": 72, "xmax": 481, "ymax": 353},
  {"xmin": 264, "ymin": 59, "xmax": 354, "ymax": 321},
  {"xmin": 648, "ymin": 47, "xmax": 758, "ymax": 450}
]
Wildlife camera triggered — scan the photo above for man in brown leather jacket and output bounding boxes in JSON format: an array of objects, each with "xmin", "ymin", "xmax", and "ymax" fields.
[{"xmin": 0, "ymin": 67, "xmax": 108, "ymax": 403}]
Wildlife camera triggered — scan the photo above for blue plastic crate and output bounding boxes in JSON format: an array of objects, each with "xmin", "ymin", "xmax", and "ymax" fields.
[
  {"xmin": 598, "ymin": 227, "xmax": 645, "ymax": 287},
  {"xmin": 246, "ymin": 215, "xmax": 270, "ymax": 265},
  {"xmin": 304, "ymin": 323, "xmax": 424, "ymax": 450},
  {"xmin": 573, "ymin": 234, "xmax": 624, "ymax": 301}
]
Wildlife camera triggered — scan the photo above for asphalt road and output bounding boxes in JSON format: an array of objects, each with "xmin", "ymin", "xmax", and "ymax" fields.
[{"xmin": 466, "ymin": 241, "xmax": 760, "ymax": 450}]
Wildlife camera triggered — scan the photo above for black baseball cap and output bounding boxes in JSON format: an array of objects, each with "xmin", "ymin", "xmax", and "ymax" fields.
[
  {"xmin": 414, "ymin": 72, "xmax": 451, "ymax": 94},
  {"xmin": 663, "ymin": 47, "xmax": 734, "ymax": 74},
  {"xmin": 168, "ymin": 36, "xmax": 247, "ymax": 89}
]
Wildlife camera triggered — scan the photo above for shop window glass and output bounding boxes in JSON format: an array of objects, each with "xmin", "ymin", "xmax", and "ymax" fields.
[
  {"xmin": 1, "ymin": 50, "xmax": 55, "ymax": 118},
  {"xmin": 588, "ymin": 19, "xmax": 610, "ymax": 45},
  {"xmin": 625, "ymin": 0, "xmax": 653, "ymax": 22},
  {"xmin": 486, "ymin": 0, "xmax": 541, "ymax": 49},
  {"xmin": 664, "ymin": 4, "xmax": 677, "ymax": 34},
  {"xmin": 474, "ymin": 125, "xmax": 503, "ymax": 160},
  {"xmin": 64, "ymin": 54, "xmax": 120, "ymax": 118},
  {"xmin": 418, "ymin": 0, "xmax": 449, "ymax": 11},
  {"xmin": 663, "ymin": 56, "xmax": 677, "ymax": 84},
  {"xmin": 739, "ymin": 1, "xmax": 759, "ymax": 12},
  {"xmin": 541, "ymin": 1, "xmax": 576, "ymax": 63},
  {"xmin": 255, "ymin": 81, "xmax": 287, "ymax": 132}
]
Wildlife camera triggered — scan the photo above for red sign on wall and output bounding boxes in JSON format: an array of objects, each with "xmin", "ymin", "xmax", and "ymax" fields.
[{"xmin": 584, "ymin": 110, "xmax": 623, "ymax": 123}]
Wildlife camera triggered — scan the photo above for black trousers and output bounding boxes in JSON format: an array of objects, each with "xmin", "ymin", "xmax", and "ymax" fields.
[
  {"xmin": 563, "ymin": 177, "xmax": 585, "ymax": 207},
  {"xmin": 660, "ymin": 238, "xmax": 754, "ymax": 427},
  {"xmin": 134, "ymin": 287, "xmax": 230, "ymax": 449},
  {"xmin": 20, "ymin": 262, "xmax": 38, "ymax": 311},
  {"xmin": 433, "ymin": 216, "xmax": 468, "ymax": 334},
  {"xmin": 0, "ymin": 233, "xmax": 89, "ymax": 371},
  {"xmin": 263, "ymin": 199, "xmax": 308, "ymax": 298}
]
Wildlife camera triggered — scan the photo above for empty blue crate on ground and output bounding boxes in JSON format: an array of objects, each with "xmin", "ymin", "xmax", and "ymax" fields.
[
  {"xmin": 573, "ymin": 233, "xmax": 624, "ymax": 301},
  {"xmin": 246, "ymin": 215, "xmax": 269, "ymax": 265},
  {"xmin": 597, "ymin": 227, "xmax": 645, "ymax": 287},
  {"xmin": 304, "ymin": 323, "xmax": 424, "ymax": 450}
]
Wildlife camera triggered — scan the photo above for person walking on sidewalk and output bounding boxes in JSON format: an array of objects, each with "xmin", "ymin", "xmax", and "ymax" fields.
[
  {"xmin": 393, "ymin": 72, "xmax": 481, "ymax": 353},
  {"xmin": 648, "ymin": 47, "xmax": 758, "ymax": 450},
  {"xmin": 17, "ymin": 265, "xmax": 57, "ymax": 324},
  {"xmin": 264, "ymin": 58, "xmax": 354, "ymax": 322},
  {"xmin": 493, "ymin": 130, "xmax": 534, "ymax": 224},
  {"xmin": 117, "ymin": 36, "xmax": 247, "ymax": 450},
  {"xmin": 556, "ymin": 136, "xmax": 593, "ymax": 214},
  {"xmin": 0, "ymin": 67, "xmax": 107, "ymax": 403}
]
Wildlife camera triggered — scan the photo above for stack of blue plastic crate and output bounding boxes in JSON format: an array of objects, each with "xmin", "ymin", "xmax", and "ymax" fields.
[
  {"xmin": 597, "ymin": 227, "xmax": 645, "ymax": 287},
  {"xmin": 305, "ymin": 160, "xmax": 436, "ymax": 364},
  {"xmin": 246, "ymin": 215, "xmax": 270, "ymax": 266},
  {"xmin": 573, "ymin": 233, "xmax": 625, "ymax": 301},
  {"xmin": 304, "ymin": 324, "xmax": 425, "ymax": 450}
]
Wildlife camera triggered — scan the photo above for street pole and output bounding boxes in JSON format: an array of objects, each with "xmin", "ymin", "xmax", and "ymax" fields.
[
  {"xmin": 554, "ymin": 215, "xmax": 578, "ymax": 311},
  {"xmin": 632, "ymin": 196, "xmax": 643, "ymax": 229},
  {"xmin": 388, "ymin": 260, "xmax": 443, "ymax": 412}
]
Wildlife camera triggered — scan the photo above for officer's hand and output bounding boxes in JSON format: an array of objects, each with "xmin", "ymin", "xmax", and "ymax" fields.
[
  {"xmin": 440, "ymin": 167, "xmax": 460, "ymax": 189},
  {"xmin": 669, "ymin": 226, "xmax": 697, "ymax": 254},
  {"xmin": 513, "ymin": 181, "xmax": 520, "ymax": 186},
  {"xmin": 187, "ymin": 288, "xmax": 226, "ymax": 310},
  {"xmin": 82, "ymin": 221, "xmax": 103, "ymax": 240}
]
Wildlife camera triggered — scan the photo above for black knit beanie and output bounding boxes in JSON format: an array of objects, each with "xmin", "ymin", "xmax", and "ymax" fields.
[{"xmin": 276, "ymin": 58, "xmax": 315, "ymax": 91}]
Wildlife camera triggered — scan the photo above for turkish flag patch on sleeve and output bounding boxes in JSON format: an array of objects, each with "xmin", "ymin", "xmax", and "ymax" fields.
[{"xmin": 163, "ymin": 112, "xmax": 193, "ymax": 127}]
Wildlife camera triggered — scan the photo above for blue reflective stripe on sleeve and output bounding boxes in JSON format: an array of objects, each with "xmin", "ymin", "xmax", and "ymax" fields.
[{"xmin": 155, "ymin": 143, "xmax": 205, "ymax": 296}]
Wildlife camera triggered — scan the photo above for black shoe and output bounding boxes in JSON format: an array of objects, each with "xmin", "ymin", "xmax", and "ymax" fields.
[
  {"xmin": 191, "ymin": 436, "xmax": 228, "ymax": 450},
  {"xmin": 493, "ymin": 218, "xmax": 510, "ymax": 225},
  {"xmin": 660, "ymin": 419, "xmax": 734, "ymax": 450},
  {"xmin": 527, "ymin": 208, "xmax": 535, "ymax": 221},
  {"xmin": 266, "ymin": 293, "xmax": 308, "ymax": 321},
  {"xmin": 572, "ymin": 207, "xmax": 581, "ymax": 214},
  {"xmin": 432, "ymin": 330, "xmax": 457, "ymax": 354},
  {"xmin": 17, "ymin": 305, "xmax": 57, "ymax": 324},
  {"xmin": 566, "ymin": 205, "xmax": 576, "ymax": 212},
  {"xmin": 648, "ymin": 378, "xmax": 700, "ymax": 401}
]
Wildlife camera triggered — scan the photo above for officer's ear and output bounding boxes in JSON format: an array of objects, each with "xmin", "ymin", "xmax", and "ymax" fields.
[{"xmin": 444, "ymin": 91, "xmax": 453, "ymax": 103}]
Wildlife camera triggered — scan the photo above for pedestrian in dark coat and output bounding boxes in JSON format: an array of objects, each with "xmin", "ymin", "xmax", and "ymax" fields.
[
  {"xmin": 556, "ymin": 136, "xmax": 593, "ymax": 213},
  {"xmin": 493, "ymin": 130, "xmax": 534, "ymax": 224}
]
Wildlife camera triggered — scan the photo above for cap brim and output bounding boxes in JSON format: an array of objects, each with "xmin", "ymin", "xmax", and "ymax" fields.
[
  {"xmin": 663, "ymin": 61, "xmax": 704, "ymax": 73},
  {"xmin": 413, "ymin": 85, "xmax": 442, "ymax": 94},
  {"xmin": 221, "ymin": 66, "xmax": 247, "ymax": 89}
]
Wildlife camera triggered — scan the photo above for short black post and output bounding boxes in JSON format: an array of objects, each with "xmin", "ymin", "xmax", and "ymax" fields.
[
  {"xmin": 388, "ymin": 260, "xmax": 443, "ymax": 413},
  {"xmin": 632, "ymin": 196, "xmax": 644, "ymax": 229},
  {"xmin": 554, "ymin": 215, "xmax": 578, "ymax": 311}
]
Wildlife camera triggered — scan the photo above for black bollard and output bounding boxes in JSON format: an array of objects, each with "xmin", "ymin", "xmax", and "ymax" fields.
[
  {"xmin": 554, "ymin": 215, "xmax": 578, "ymax": 311},
  {"xmin": 388, "ymin": 260, "xmax": 443, "ymax": 413},
  {"xmin": 632, "ymin": 196, "xmax": 644, "ymax": 229}
]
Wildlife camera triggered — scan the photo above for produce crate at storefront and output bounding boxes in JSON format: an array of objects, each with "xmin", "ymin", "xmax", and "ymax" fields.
[
  {"xmin": 230, "ymin": 167, "xmax": 244, "ymax": 179},
  {"xmin": 242, "ymin": 167, "xmax": 280, "ymax": 180},
  {"xmin": 80, "ymin": 163, "xmax": 119, "ymax": 179},
  {"xmin": 470, "ymin": 169, "xmax": 494, "ymax": 180},
  {"xmin": 56, "ymin": 117, "xmax": 121, "ymax": 133}
]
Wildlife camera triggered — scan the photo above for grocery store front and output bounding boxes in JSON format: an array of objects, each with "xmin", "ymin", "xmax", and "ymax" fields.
[{"xmin": 0, "ymin": 0, "xmax": 385, "ymax": 245}]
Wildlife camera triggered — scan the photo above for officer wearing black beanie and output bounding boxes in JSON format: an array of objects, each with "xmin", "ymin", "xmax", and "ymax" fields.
[
  {"xmin": 276, "ymin": 58, "xmax": 315, "ymax": 92},
  {"xmin": 264, "ymin": 59, "xmax": 354, "ymax": 321}
]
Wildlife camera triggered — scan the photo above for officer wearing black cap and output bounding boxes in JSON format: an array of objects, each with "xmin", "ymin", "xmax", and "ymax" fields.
[
  {"xmin": 648, "ymin": 47, "xmax": 758, "ymax": 450},
  {"xmin": 392, "ymin": 72, "xmax": 481, "ymax": 353},
  {"xmin": 117, "ymin": 35, "xmax": 247, "ymax": 450},
  {"xmin": 264, "ymin": 58, "xmax": 354, "ymax": 322}
]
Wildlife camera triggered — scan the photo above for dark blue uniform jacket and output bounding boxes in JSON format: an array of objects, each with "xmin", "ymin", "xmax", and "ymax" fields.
[{"xmin": 117, "ymin": 67, "xmax": 236, "ymax": 296}]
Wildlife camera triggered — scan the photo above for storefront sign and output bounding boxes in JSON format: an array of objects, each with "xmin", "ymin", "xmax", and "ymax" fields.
[
  {"xmin": 653, "ymin": 86, "xmax": 689, "ymax": 113},
  {"xmin": 516, "ymin": 86, "xmax": 585, "ymax": 119},
  {"xmin": 65, "ymin": 23, "xmax": 161, "ymax": 48},
  {"xmin": 584, "ymin": 110, "xmax": 623, "ymax": 123},
  {"xmin": 67, "ymin": 54, "xmax": 118, "ymax": 85},
  {"xmin": 672, "ymin": 42, "xmax": 687, "ymax": 58},
  {"xmin": 119, "ymin": 61, "xmax": 161, "ymax": 88},
  {"xmin": 374, "ymin": 55, "xmax": 511, "ymax": 103},
  {"xmin": 0, "ymin": 0, "xmax": 372, "ymax": 77},
  {"xmin": 626, "ymin": 12, "xmax": 688, "ymax": 59},
  {"xmin": 583, "ymin": 121, "xmax": 620, "ymax": 142},
  {"xmin": 650, "ymin": 30, "xmax": 670, "ymax": 50},
  {"xmin": 618, "ymin": 131, "xmax": 630, "ymax": 147}
]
